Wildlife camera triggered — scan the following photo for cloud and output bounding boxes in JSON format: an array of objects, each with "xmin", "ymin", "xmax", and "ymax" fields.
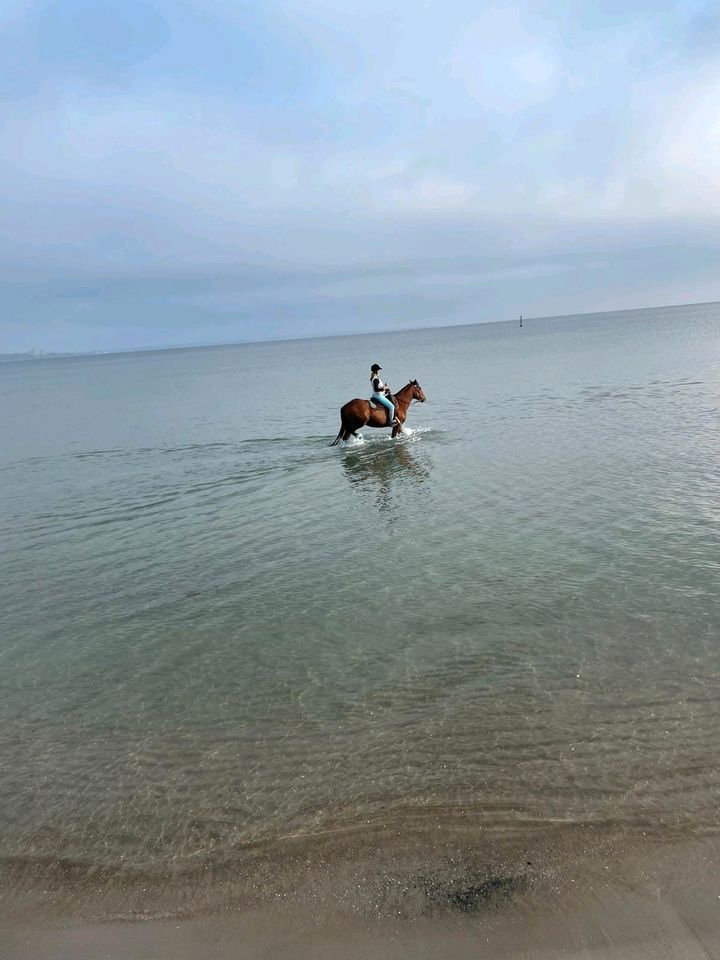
[
  {"xmin": 646, "ymin": 67, "xmax": 720, "ymax": 213},
  {"xmin": 1, "ymin": 0, "xmax": 720, "ymax": 351},
  {"xmin": 450, "ymin": 7, "xmax": 562, "ymax": 112}
]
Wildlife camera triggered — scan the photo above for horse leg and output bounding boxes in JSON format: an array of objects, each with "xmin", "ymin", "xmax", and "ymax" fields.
[
  {"xmin": 331, "ymin": 418, "xmax": 363, "ymax": 444},
  {"xmin": 391, "ymin": 417, "xmax": 407, "ymax": 438},
  {"xmin": 331, "ymin": 418, "xmax": 356, "ymax": 446},
  {"xmin": 346, "ymin": 413, "xmax": 369, "ymax": 440},
  {"xmin": 331, "ymin": 401, "xmax": 372, "ymax": 445}
]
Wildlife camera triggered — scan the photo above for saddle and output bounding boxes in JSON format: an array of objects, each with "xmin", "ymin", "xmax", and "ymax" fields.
[
  {"xmin": 368, "ymin": 394, "xmax": 396, "ymax": 424},
  {"xmin": 368, "ymin": 393, "xmax": 395, "ymax": 408}
]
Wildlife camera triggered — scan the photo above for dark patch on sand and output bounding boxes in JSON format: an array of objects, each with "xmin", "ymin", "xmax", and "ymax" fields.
[{"xmin": 368, "ymin": 860, "xmax": 529, "ymax": 919}]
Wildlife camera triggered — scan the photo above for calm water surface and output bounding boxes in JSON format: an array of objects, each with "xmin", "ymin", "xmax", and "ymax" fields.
[{"xmin": 2, "ymin": 303, "xmax": 720, "ymax": 908}]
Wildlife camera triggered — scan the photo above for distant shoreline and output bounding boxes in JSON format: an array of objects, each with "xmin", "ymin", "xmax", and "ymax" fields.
[{"xmin": 3, "ymin": 297, "xmax": 719, "ymax": 363}]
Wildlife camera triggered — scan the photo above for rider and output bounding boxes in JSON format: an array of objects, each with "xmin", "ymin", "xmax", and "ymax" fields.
[{"xmin": 370, "ymin": 363, "xmax": 398, "ymax": 426}]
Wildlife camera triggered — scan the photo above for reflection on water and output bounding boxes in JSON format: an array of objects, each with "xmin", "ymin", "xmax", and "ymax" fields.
[{"xmin": 341, "ymin": 440, "xmax": 431, "ymax": 514}]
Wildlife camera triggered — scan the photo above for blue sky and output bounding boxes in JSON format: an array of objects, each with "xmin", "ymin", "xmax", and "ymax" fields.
[{"xmin": 2, "ymin": 0, "xmax": 720, "ymax": 351}]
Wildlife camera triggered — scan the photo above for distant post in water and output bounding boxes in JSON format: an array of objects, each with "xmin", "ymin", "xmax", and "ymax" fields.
[{"xmin": 519, "ymin": 314, "xmax": 523, "ymax": 328}]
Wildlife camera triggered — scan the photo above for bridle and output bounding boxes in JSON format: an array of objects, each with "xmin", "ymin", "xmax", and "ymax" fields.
[{"xmin": 409, "ymin": 381, "xmax": 425, "ymax": 403}]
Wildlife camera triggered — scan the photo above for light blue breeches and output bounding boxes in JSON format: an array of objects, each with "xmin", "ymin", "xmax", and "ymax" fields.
[{"xmin": 373, "ymin": 393, "xmax": 395, "ymax": 425}]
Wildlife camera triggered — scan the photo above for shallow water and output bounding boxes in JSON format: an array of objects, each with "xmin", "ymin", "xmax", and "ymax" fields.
[{"xmin": 2, "ymin": 302, "xmax": 720, "ymax": 915}]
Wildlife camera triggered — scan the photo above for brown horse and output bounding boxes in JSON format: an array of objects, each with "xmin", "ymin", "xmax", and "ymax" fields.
[{"xmin": 330, "ymin": 380, "xmax": 426, "ymax": 446}]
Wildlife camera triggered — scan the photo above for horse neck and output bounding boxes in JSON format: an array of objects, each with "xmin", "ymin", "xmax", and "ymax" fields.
[{"xmin": 393, "ymin": 383, "xmax": 414, "ymax": 410}]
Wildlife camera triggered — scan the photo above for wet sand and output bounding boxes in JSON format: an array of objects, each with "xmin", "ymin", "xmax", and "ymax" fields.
[{"xmin": 3, "ymin": 828, "xmax": 719, "ymax": 959}]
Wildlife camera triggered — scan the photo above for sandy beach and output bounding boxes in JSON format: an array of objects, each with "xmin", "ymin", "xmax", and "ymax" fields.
[{"xmin": 4, "ymin": 827, "xmax": 720, "ymax": 959}]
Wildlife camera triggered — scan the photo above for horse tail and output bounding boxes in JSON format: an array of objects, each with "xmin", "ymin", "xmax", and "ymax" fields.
[{"xmin": 329, "ymin": 422, "xmax": 344, "ymax": 447}]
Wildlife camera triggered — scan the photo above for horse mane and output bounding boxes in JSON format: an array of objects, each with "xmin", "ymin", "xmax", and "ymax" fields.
[{"xmin": 393, "ymin": 380, "xmax": 416, "ymax": 397}]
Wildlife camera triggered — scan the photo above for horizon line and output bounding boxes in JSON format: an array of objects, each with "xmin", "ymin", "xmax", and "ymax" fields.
[{"xmin": 3, "ymin": 297, "xmax": 719, "ymax": 362}]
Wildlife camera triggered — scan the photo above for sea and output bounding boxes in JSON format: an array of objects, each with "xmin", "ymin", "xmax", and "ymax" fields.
[{"xmin": 2, "ymin": 301, "xmax": 720, "ymax": 931}]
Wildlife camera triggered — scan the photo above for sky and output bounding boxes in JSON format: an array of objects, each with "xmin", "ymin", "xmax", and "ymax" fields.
[{"xmin": 2, "ymin": 0, "xmax": 720, "ymax": 352}]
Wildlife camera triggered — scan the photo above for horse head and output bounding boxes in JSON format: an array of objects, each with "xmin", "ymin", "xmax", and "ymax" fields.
[{"xmin": 409, "ymin": 379, "xmax": 426, "ymax": 402}]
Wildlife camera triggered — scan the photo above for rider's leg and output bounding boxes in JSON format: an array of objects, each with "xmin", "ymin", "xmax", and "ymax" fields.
[{"xmin": 378, "ymin": 395, "xmax": 395, "ymax": 425}]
